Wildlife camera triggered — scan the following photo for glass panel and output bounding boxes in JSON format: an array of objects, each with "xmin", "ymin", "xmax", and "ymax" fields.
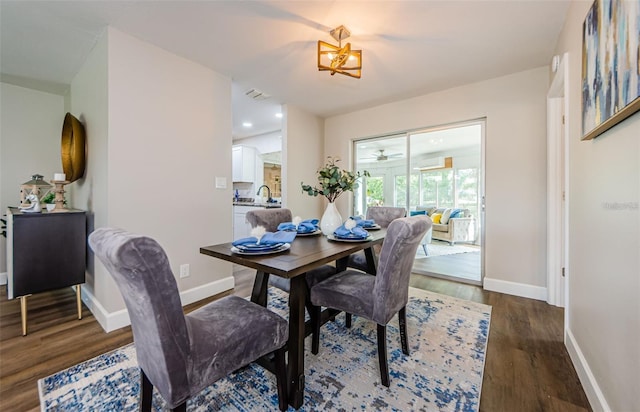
[
  {"xmin": 396, "ymin": 173, "xmax": 420, "ymax": 209},
  {"xmin": 456, "ymin": 168, "xmax": 479, "ymax": 218},
  {"xmin": 353, "ymin": 135, "xmax": 407, "ymax": 217},
  {"xmin": 366, "ymin": 176, "xmax": 384, "ymax": 207},
  {"xmin": 409, "ymin": 124, "xmax": 481, "ymax": 214},
  {"xmin": 420, "ymin": 170, "xmax": 454, "ymax": 208}
]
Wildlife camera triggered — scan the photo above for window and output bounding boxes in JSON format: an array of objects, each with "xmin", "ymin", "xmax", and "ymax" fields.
[
  {"xmin": 366, "ymin": 176, "xmax": 384, "ymax": 207},
  {"xmin": 420, "ymin": 170, "xmax": 454, "ymax": 208},
  {"xmin": 395, "ymin": 173, "xmax": 420, "ymax": 209}
]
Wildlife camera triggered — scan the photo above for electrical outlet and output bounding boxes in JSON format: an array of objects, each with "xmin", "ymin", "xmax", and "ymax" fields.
[{"xmin": 179, "ymin": 264, "xmax": 190, "ymax": 278}]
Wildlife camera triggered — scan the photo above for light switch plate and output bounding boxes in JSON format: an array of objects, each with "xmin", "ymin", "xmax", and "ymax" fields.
[{"xmin": 215, "ymin": 177, "xmax": 227, "ymax": 189}]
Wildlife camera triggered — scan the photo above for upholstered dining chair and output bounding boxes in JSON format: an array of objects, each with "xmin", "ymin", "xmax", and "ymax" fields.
[
  {"xmin": 310, "ymin": 216, "xmax": 431, "ymax": 387},
  {"xmin": 245, "ymin": 208, "xmax": 336, "ymax": 291},
  {"xmin": 347, "ymin": 206, "xmax": 407, "ymax": 274},
  {"xmin": 88, "ymin": 228, "xmax": 288, "ymax": 412}
]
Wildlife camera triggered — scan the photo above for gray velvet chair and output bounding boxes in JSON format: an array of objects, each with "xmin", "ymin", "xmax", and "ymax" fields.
[
  {"xmin": 347, "ymin": 206, "xmax": 407, "ymax": 274},
  {"xmin": 88, "ymin": 228, "xmax": 288, "ymax": 412},
  {"xmin": 310, "ymin": 216, "xmax": 431, "ymax": 387},
  {"xmin": 246, "ymin": 208, "xmax": 336, "ymax": 291}
]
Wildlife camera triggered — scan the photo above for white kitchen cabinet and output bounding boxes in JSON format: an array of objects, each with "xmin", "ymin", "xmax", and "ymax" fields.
[
  {"xmin": 233, "ymin": 205, "xmax": 263, "ymax": 239},
  {"xmin": 232, "ymin": 145, "xmax": 257, "ymax": 183}
]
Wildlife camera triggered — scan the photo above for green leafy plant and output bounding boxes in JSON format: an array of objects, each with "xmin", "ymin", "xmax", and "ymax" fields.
[
  {"xmin": 301, "ymin": 156, "xmax": 370, "ymax": 203},
  {"xmin": 42, "ymin": 192, "xmax": 55, "ymax": 204}
]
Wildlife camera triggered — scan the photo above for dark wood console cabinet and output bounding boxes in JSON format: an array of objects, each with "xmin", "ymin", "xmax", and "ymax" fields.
[{"xmin": 6, "ymin": 207, "xmax": 86, "ymax": 335}]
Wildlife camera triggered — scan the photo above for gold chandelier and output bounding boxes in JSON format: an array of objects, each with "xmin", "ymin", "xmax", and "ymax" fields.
[{"xmin": 317, "ymin": 25, "xmax": 362, "ymax": 79}]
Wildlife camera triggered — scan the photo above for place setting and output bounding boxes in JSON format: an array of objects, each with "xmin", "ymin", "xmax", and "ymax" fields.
[
  {"xmin": 277, "ymin": 216, "xmax": 322, "ymax": 236},
  {"xmin": 328, "ymin": 217, "xmax": 373, "ymax": 242},
  {"xmin": 231, "ymin": 226, "xmax": 296, "ymax": 255},
  {"xmin": 350, "ymin": 215, "xmax": 381, "ymax": 230}
]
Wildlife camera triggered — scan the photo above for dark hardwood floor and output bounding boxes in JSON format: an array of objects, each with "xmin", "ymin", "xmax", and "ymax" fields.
[{"xmin": 0, "ymin": 269, "xmax": 591, "ymax": 412}]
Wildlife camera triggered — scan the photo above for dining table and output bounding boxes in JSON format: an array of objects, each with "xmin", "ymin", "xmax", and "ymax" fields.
[{"xmin": 199, "ymin": 228, "xmax": 386, "ymax": 409}]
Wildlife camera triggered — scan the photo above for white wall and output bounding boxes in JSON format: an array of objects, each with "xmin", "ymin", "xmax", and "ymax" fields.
[
  {"xmin": 70, "ymin": 28, "xmax": 234, "ymax": 329},
  {"xmin": 0, "ymin": 83, "xmax": 65, "ymax": 274},
  {"xmin": 555, "ymin": 2, "xmax": 639, "ymax": 411},
  {"xmin": 325, "ymin": 67, "xmax": 549, "ymax": 294},
  {"xmin": 69, "ymin": 31, "xmax": 110, "ymax": 307},
  {"xmin": 282, "ymin": 104, "xmax": 325, "ymax": 218}
]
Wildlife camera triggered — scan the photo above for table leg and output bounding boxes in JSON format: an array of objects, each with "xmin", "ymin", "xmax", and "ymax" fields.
[
  {"xmin": 76, "ymin": 284, "xmax": 83, "ymax": 320},
  {"xmin": 20, "ymin": 295, "xmax": 27, "ymax": 336},
  {"xmin": 364, "ymin": 247, "xmax": 377, "ymax": 275},
  {"xmin": 250, "ymin": 271, "xmax": 270, "ymax": 307},
  {"xmin": 336, "ymin": 256, "xmax": 349, "ymax": 272},
  {"xmin": 287, "ymin": 275, "xmax": 306, "ymax": 408}
]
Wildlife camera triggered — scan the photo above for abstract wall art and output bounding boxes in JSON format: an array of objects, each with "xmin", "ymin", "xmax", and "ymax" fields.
[{"xmin": 582, "ymin": 0, "xmax": 640, "ymax": 140}]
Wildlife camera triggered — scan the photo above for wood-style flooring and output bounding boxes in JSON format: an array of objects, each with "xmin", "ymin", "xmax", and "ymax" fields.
[{"xmin": 0, "ymin": 269, "xmax": 591, "ymax": 412}]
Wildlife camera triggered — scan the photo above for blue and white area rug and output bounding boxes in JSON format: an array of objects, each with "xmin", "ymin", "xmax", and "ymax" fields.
[{"xmin": 39, "ymin": 287, "xmax": 491, "ymax": 411}]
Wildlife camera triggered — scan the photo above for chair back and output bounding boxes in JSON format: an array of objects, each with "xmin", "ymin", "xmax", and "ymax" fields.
[
  {"xmin": 88, "ymin": 228, "xmax": 190, "ymax": 404},
  {"xmin": 372, "ymin": 216, "xmax": 431, "ymax": 324},
  {"xmin": 246, "ymin": 208, "xmax": 293, "ymax": 232},
  {"xmin": 366, "ymin": 206, "xmax": 407, "ymax": 228}
]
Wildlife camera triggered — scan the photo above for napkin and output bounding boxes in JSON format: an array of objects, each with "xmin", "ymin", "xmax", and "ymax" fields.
[
  {"xmin": 333, "ymin": 224, "xmax": 369, "ymax": 239},
  {"xmin": 277, "ymin": 219, "xmax": 319, "ymax": 233},
  {"xmin": 232, "ymin": 230, "xmax": 297, "ymax": 246},
  {"xmin": 350, "ymin": 215, "xmax": 376, "ymax": 228}
]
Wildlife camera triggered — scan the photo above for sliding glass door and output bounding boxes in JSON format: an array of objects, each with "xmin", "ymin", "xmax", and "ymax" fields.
[{"xmin": 353, "ymin": 120, "xmax": 484, "ymax": 284}]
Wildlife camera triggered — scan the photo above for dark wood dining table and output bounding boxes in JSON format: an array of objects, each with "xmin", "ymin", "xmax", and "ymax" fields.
[{"xmin": 200, "ymin": 228, "xmax": 386, "ymax": 409}]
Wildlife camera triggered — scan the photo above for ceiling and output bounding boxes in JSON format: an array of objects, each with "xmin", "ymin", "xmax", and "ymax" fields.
[{"xmin": 0, "ymin": 1, "xmax": 570, "ymax": 139}]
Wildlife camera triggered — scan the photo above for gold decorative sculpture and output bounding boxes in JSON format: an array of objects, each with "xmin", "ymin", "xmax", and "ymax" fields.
[{"xmin": 61, "ymin": 112, "xmax": 86, "ymax": 183}]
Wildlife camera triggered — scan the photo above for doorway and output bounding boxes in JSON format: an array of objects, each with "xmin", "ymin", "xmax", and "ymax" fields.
[{"xmin": 353, "ymin": 120, "xmax": 485, "ymax": 284}]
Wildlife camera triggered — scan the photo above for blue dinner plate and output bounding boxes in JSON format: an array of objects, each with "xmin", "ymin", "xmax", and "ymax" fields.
[
  {"xmin": 235, "ymin": 242, "xmax": 284, "ymax": 251},
  {"xmin": 334, "ymin": 234, "xmax": 369, "ymax": 240}
]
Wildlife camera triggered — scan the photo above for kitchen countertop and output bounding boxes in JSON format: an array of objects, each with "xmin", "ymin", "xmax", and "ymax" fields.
[{"xmin": 233, "ymin": 202, "xmax": 281, "ymax": 208}]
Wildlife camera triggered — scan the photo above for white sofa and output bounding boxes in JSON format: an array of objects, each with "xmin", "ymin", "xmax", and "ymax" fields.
[{"xmin": 415, "ymin": 206, "xmax": 476, "ymax": 247}]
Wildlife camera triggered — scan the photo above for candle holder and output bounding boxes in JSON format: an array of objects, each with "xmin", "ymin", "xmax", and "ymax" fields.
[{"xmin": 49, "ymin": 180, "xmax": 70, "ymax": 212}]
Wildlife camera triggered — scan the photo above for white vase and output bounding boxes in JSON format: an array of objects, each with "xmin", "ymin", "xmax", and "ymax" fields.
[{"xmin": 320, "ymin": 202, "xmax": 343, "ymax": 235}]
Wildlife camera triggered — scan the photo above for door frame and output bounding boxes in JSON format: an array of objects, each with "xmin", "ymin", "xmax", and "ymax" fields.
[
  {"xmin": 546, "ymin": 53, "xmax": 570, "ymax": 314},
  {"xmin": 352, "ymin": 119, "xmax": 486, "ymax": 284}
]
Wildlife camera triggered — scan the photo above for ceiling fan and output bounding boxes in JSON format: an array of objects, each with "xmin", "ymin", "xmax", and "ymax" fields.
[{"xmin": 373, "ymin": 149, "xmax": 402, "ymax": 161}]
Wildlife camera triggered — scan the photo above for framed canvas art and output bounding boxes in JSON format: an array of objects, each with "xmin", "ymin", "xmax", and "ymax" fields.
[{"xmin": 582, "ymin": 0, "xmax": 640, "ymax": 140}]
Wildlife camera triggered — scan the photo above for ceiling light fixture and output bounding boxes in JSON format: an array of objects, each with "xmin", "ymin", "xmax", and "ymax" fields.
[
  {"xmin": 275, "ymin": 113, "xmax": 283, "ymax": 118},
  {"xmin": 242, "ymin": 122, "xmax": 252, "ymax": 128},
  {"xmin": 318, "ymin": 25, "xmax": 362, "ymax": 79}
]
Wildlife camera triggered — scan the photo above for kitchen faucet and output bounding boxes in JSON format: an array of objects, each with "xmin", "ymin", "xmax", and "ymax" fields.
[{"xmin": 256, "ymin": 185, "xmax": 273, "ymax": 203}]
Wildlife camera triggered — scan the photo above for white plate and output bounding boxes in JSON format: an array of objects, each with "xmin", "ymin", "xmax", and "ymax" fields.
[
  {"xmin": 327, "ymin": 234, "xmax": 372, "ymax": 242},
  {"xmin": 296, "ymin": 229, "xmax": 322, "ymax": 237},
  {"xmin": 364, "ymin": 224, "xmax": 381, "ymax": 230},
  {"xmin": 231, "ymin": 243, "xmax": 291, "ymax": 255}
]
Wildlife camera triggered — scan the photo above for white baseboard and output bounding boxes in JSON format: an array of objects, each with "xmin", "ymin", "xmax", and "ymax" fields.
[
  {"xmin": 565, "ymin": 328, "xmax": 610, "ymax": 412},
  {"xmin": 0, "ymin": 272, "xmax": 6, "ymax": 285},
  {"xmin": 82, "ymin": 276, "xmax": 235, "ymax": 333},
  {"xmin": 482, "ymin": 277, "xmax": 547, "ymax": 301}
]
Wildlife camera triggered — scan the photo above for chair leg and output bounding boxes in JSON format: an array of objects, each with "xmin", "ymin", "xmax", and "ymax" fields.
[
  {"xmin": 377, "ymin": 324, "xmax": 390, "ymax": 387},
  {"xmin": 172, "ymin": 403, "xmax": 186, "ymax": 412},
  {"xmin": 399, "ymin": 306, "xmax": 409, "ymax": 355},
  {"xmin": 345, "ymin": 312, "xmax": 352, "ymax": 328},
  {"xmin": 274, "ymin": 346, "xmax": 288, "ymax": 411},
  {"xmin": 140, "ymin": 369, "xmax": 153, "ymax": 412},
  {"xmin": 311, "ymin": 305, "xmax": 322, "ymax": 355},
  {"xmin": 422, "ymin": 243, "xmax": 428, "ymax": 256}
]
